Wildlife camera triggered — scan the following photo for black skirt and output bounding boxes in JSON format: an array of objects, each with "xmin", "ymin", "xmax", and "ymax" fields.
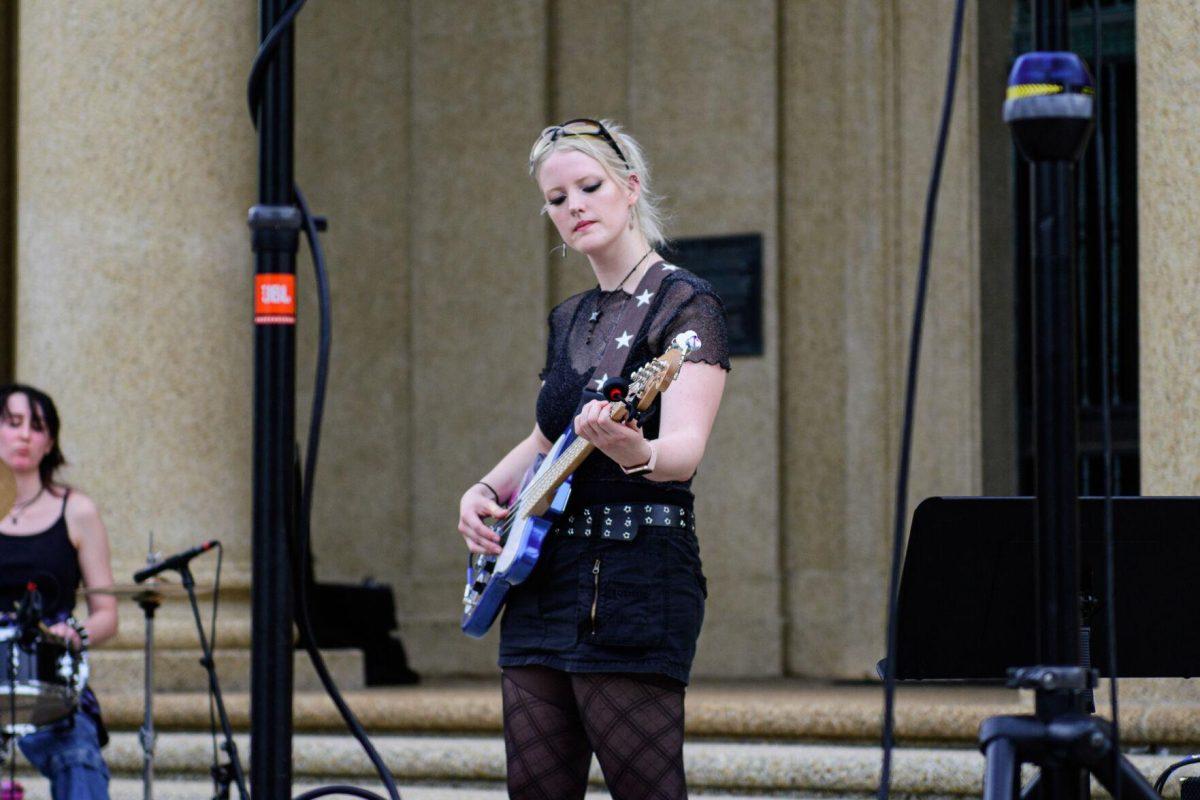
[{"xmin": 497, "ymin": 502, "xmax": 707, "ymax": 685}]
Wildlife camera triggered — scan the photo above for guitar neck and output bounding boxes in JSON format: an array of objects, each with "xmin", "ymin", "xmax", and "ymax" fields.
[{"xmin": 522, "ymin": 435, "xmax": 595, "ymax": 517}]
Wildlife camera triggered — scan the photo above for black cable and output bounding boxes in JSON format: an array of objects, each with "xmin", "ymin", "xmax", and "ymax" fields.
[
  {"xmin": 248, "ymin": 5, "xmax": 401, "ymax": 798},
  {"xmin": 246, "ymin": 0, "xmax": 310, "ymax": 124},
  {"xmin": 1090, "ymin": 2, "xmax": 1120, "ymax": 798},
  {"xmin": 293, "ymin": 787, "xmax": 394, "ymax": 800},
  {"xmin": 1156, "ymin": 755, "xmax": 1200, "ymax": 795},
  {"xmin": 876, "ymin": 1, "xmax": 967, "ymax": 798}
]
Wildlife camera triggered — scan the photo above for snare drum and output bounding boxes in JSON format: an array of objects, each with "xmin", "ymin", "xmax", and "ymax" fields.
[{"xmin": 0, "ymin": 625, "xmax": 88, "ymax": 734}]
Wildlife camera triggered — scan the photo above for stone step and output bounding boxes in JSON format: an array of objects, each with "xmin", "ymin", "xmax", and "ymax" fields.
[
  {"xmin": 91, "ymin": 680, "xmax": 1200, "ymax": 747},
  {"xmin": 3, "ymin": 731, "xmax": 1186, "ymax": 798},
  {"xmin": 10, "ymin": 775, "xmax": 829, "ymax": 800},
  {"xmin": 87, "ymin": 647, "xmax": 366, "ymax": 693},
  {"xmin": 106, "ymin": 609, "xmax": 252, "ymax": 651}
]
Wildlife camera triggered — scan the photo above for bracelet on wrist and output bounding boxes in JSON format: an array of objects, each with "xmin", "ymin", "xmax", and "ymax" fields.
[
  {"xmin": 620, "ymin": 440, "xmax": 658, "ymax": 477},
  {"xmin": 474, "ymin": 481, "xmax": 500, "ymax": 503},
  {"xmin": 68, "ymin": 616, "xmax": 90, "ymax": 650}
]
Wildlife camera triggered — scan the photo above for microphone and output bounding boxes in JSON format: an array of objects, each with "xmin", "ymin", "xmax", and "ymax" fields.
[{"xmin": 133, "ymin": 540, "xmax": 219, "ymax": 583}]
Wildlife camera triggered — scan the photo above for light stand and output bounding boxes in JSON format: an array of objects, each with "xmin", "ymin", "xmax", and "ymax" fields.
[
  {"xmin": 248, "ymin": 0, "xmax": 299, "ymax": 797},
  {"xmin": 978, "ymin": 3, "xmax": 1160, "ymax": 798}
]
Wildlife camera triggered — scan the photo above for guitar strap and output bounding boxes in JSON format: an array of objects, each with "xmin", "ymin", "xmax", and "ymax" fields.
[{"xmin": 583, "ymin": 260, "xmax": 677, "ymax": 399}]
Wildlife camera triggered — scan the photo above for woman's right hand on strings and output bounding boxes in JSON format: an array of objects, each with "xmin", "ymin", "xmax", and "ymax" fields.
[{"xmin": 459, "ymin": 484, "xmax": 506, "ymax": 555}]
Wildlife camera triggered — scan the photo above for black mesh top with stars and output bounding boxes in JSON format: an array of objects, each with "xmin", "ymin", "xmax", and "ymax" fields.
[{"xmin": 535, "ymin": 266, "xmax": 731, "ymax": 510}]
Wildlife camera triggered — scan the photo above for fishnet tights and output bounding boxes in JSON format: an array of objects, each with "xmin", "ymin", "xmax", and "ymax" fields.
[{"xmin": 502, "ymin": 666, "xmax": 687, "ymax": 800}]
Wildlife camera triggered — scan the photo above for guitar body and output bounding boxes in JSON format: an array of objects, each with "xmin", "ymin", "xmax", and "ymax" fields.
[
  {"xmin": 460, "ymin": 437, "xmax": 575, "ymax": 638},
  {"xmin": 459, "ymin": 331, "xmax": 700, "ymax": 639}
]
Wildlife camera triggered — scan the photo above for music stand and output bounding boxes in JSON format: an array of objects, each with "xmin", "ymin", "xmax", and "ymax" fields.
[{"xmin": 893, "ymin": 496, "xmax": 1200, "ymax": 681}]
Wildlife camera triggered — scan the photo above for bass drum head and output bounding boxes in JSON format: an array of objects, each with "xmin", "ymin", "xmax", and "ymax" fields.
[{"xmin": 0, "ymin": 681, "xmax": 77, "ymax": 734}]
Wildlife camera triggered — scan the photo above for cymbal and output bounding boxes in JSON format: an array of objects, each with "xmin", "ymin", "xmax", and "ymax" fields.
[
  {"xmin": 82, "ymin": 583, "xmax": 213, "ymax": 602},
  {"xmin": 0, "ymin": 461, "xmax": 14, "ymax": 516}
]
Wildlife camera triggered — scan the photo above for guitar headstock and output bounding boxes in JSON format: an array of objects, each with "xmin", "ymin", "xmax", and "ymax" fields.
[{"xmin": 626, "ymin": 331, "xmax": 701, "ymax": 411}]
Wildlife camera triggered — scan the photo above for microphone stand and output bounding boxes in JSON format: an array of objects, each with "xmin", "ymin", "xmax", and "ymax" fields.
[
  {"xmin": 137, "ymin": 590, "xmax": 160, "ymax": 800},
  {"xmin": 178, "ymin": 564, "xmax": 248, "ymax": 800}
]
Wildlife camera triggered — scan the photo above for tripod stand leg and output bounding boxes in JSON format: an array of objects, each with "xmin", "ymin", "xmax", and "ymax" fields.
[
  {"xmin": 984, "ymin": 738, "xmax": 1021, "ymax": 800},
  {"xmin": 1087, "ymin": 750, "xmax": 1161, "ymax": 800},
  {"xmin": 1042, "ymin": 765, "xmax": 1089, "ymax": 800}
]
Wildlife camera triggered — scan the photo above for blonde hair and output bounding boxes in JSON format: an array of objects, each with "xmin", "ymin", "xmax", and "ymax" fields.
[{"xmin": 529, "ymin": 118, "xmax": 668, "ymax": 249}]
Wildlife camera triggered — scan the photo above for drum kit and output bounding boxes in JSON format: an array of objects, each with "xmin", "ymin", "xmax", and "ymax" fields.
[{"xmin": 0, "ymin": 464, "xmax": 219, "ymax": 799}]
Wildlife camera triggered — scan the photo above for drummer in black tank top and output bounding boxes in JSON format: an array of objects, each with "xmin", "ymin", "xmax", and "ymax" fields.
[{"xmin": 0, "ymin": 384, "xmax": 117, "ymax": 798}]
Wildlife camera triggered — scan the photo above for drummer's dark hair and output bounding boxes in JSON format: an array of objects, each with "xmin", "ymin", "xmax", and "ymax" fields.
[{"xmin": 0, "ymin": 384, "xmax": 67, "ymax": 489}]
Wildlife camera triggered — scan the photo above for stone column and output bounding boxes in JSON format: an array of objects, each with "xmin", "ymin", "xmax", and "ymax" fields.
[
  {"xmin": 0, "ymin": 4, "xmax": 13, "ymax": 380},
  {"xmin": 295, "ymin": 1, "xmax": 411, "ymax": 589},
  {"xmin": 1138, "ymin": 1, "xmax": 1200, "ymax": 494},
  {"xmin": 16, "ymin": 3, "xmax": 257, "ymax": 587},
  {"xmin": 403, "ymin": 1, "xmax": 549, "ymax": 673},
  {"xmin": 782, "ymin": 0, "xmax": 984, "ymax": 678}
]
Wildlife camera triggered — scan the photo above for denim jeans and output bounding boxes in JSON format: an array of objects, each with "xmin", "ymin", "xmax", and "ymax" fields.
[{"xmin": 18, "ymin": 711, "xmax": 109, "ymax": 800}]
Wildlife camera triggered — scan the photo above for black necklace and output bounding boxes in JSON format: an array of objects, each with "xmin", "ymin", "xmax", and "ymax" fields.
[
  {"xmin": 587, "ymin": 248, "xmax": 654, "ymax": 337},
  {"xmin": 9, "ymin": 486, "xmax": 45, "ymax": 524}
]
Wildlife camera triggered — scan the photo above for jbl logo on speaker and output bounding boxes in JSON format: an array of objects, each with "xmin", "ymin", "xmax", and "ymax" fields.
[{"xmin": 255, "ymin": 274, "xmax": 296, "ymax": 325}]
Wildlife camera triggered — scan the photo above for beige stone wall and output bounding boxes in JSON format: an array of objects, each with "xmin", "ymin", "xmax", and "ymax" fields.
[
  {"xmin": 1138, "ymin": 1, "xmax": 1200, "ymax": 494},
  {"xmin": 15, "ymin": 2, "xmax": 258, "ymax": 586}
]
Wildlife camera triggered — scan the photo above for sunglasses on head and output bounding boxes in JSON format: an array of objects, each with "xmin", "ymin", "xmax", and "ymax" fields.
[{"xmin": 539, "ymin": 118, "xmax": 630, "ymax": 168}]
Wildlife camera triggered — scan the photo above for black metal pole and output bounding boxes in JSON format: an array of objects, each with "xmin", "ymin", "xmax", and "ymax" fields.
[
  {"xmin": 252, "ymin": 0, "xmax": 297, "ymax": 796},
  {"xmin": 1032, "ymin": 159, "xmax": 1081, "ymax": 673},
  {"xmin": 1030, "ymin": 3, "xmax": 1085, "ymax": 799},
  {"xmin": 1031, "ymin": 0, "xmax": 1080, "ymax": 675}
]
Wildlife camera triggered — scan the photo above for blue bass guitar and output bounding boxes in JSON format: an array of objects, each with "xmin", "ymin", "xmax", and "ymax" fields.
[{"xmin": 460, "ymin": 331, "xmax": 700, "ymax": 638}]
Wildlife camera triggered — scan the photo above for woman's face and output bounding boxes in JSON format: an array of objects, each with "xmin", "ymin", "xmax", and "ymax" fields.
[
  {"xmin": 0, "ymin": 393, "xmax": 53, "ymax": 475},
  {"xmin": 537, "ymin": 149, "xmax": 637, "ymax": 257}
]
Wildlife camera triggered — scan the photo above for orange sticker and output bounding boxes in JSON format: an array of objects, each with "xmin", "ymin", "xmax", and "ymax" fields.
[{"xmin": 255, "ymin": 274, "xmax": 296, "ymax": 324}]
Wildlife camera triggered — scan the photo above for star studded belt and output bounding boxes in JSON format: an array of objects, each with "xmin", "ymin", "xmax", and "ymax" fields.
[{"xmin": 553, "ymin": 503, "xmax": 695, "ymax": 541}]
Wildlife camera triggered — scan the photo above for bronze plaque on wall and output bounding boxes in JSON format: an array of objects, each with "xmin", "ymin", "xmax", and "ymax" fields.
[{"xmin": 661, "ymin": 233, "xmax": 763, "ymax": 356}]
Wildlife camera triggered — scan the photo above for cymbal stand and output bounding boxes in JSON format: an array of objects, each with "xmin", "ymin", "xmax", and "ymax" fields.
[
  {"xmin": 178, "ymin": 564, "xmax": 247, "ymax": 800},
  {"xmin": 137, "ymin": 591, "xmax": 160, "ymax": 800}
]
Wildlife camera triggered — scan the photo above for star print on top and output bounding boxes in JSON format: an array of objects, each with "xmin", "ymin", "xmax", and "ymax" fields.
[{"xmin": 534, "ymin": 266, "xmax": 731, "ymax": 499}]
